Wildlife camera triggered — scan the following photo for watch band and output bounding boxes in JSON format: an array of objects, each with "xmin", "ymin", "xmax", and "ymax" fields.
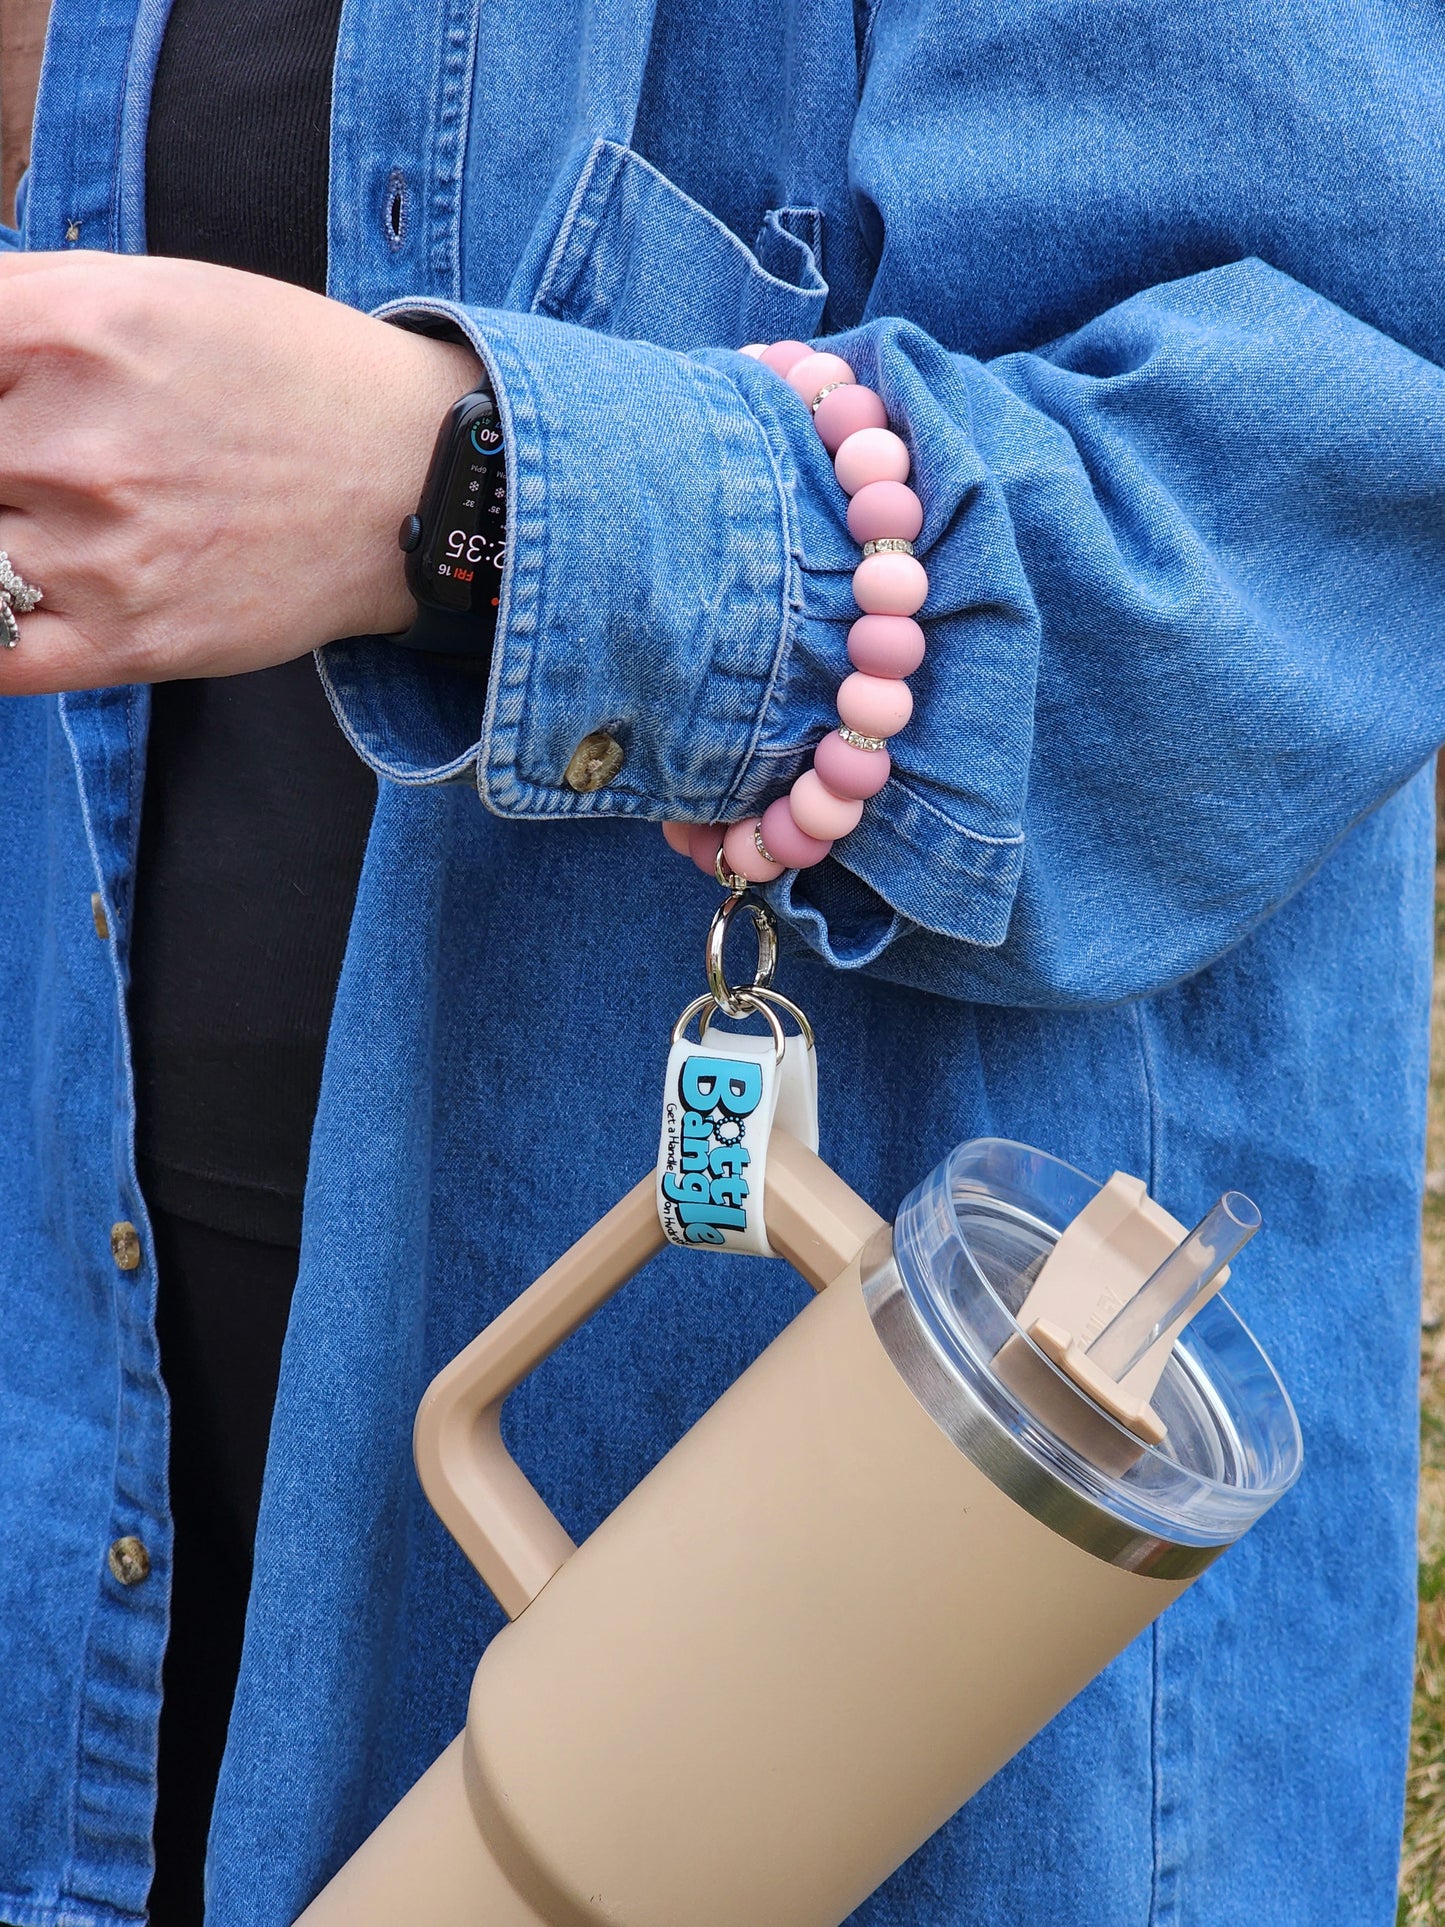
[{"xmin": 391, "ymin": 597, "xmax": 495, "ymax": 658}]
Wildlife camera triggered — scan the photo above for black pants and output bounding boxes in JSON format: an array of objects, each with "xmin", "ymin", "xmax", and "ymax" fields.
[{"xmin": 148, "ymin": 1212, "xmax": 298, "ymax": 1927}]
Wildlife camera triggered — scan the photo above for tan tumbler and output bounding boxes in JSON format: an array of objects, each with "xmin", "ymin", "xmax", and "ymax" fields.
[{"xmin": 295, "ymin": 1134, "xmax": 1301, "ymax": 1927}]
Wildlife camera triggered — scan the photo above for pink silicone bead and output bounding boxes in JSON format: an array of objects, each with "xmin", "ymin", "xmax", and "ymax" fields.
[
  {"xmin": 722, "ymin": 816, "xmax": 785, "ymax": 884},
  {"xmin": 812, "ymin": 383, "xmax": 888, "ymax": 454},
  {"xmin": 785, "ymin": 351, "xmax": 856, "ymax": 407},
  {"xmin": 760, "ymin": 795, "xmax": 833, "ymax": 870},
  {"xmin": 847, "ymin": 614, "xmax": 926, "ymax": 678},
  {"xmin": 789, "ymin": 768, "xmax": 866, "ymax": 841},
  {"xmin": 847, "ymin": 479, "xmax": 924, "ymax": 545},
  {"xmin": 662, "ymin": 820, "xmax": 693, "ymax": 855},
  {"xmin": 834, "ymin": 426, "xmax": 910, "ymax": 494},
  {"xmin": 688, "ymin": 822, "xmax": 724, "ymax": 875},
  {"xmin": 738, "ymin": 343, "xmax": 768, "ymax": 359},
  {"xmin": 759, "ymin": 339, "xmax": 813, "ymax": 376},
  {"xmin": 813, "ymin": 729, "xmax": 892, "ymax": 800},
  {"xmin": 837, "ymin": 671, "xmax": 914, "ymax": 740},
  {"xmin": 853, "ymin": 550, "xmax": 929, "ymax": 617}
]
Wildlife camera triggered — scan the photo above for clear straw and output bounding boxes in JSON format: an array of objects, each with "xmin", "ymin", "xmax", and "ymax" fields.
[{"xmin": 1085, "ymin": 1191, "xmax": 1262, "ymax": 1383}]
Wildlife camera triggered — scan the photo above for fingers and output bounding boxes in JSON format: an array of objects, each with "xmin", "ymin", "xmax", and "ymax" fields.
[
  {"xmin": 0, "ymin": 609, "xmax": 106, "ymax": 695},
  {"xmin": 0, "ymin": 516, "xmax": 113, "ymax": 693}
]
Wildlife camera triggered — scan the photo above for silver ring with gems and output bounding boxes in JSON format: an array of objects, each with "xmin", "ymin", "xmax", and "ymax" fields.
[
  {"xmin": 0, "ymin": 552, "xmax": 43, "ymax": 649},
  {"xmin": 0, "ymin": 551, "xmax": 43, "ymax": 617}
]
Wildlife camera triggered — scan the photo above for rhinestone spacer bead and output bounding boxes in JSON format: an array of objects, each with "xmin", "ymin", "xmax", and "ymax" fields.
[
  {"xmin": 666, "ymin": 343, "xmax": 930, "ymax": 879},
  {"xmin": 811, "ymin": 380, "xmax": 849, "ymax": 412}
]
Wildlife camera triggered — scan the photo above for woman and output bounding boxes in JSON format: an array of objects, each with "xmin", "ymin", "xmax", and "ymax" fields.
[{"xmin": 1, "ymin": 1, "xmax": 1442, "ymax": 1922}]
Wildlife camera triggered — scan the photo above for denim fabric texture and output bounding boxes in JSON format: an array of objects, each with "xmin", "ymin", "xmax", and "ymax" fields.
[{"xmin": 2, "ymin": 1, "xmax": 1443, "ymax": 1923}]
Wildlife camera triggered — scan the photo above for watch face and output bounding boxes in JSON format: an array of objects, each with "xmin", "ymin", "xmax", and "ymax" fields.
[{"xmin": 421, "ymin": 397, "xmax": 506, "ymax": 612}]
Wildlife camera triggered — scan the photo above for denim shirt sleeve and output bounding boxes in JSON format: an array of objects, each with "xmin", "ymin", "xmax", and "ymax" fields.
[{"xmin": 320, "ymin": 259, "xmax": 1445, "ymax": 1008}]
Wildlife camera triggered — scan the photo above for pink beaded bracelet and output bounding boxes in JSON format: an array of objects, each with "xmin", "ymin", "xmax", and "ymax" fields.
[{"xmin": 661, "ymin": 337, "xmax": 927, "ymax": 883}]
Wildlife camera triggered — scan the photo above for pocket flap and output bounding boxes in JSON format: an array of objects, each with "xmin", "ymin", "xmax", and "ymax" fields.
[{"xmin": 507, "ymin": 139, "xmax": 828, "ymax": 351}]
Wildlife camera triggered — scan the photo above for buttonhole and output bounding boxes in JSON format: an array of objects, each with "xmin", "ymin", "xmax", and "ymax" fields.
[{"xmin": 386, "ymin": 170, "xmax": 405, "ymax": 249}]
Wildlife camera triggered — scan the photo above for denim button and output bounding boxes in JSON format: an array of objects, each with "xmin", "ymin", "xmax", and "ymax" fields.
[
  {"xmin": 110, "ymin": 1222, "xmax": 142, "ymax": 1271},
  {"xmin": 107, "ymin": 1536, "xmax": 150, "ymax": 1586},
  {"xmin": 563, "ymin": 730, "xmax": 625, "ymax": 791},
  {"xmin": 90, "ymin": 891, "xmax": 109, "ymax": 940}
]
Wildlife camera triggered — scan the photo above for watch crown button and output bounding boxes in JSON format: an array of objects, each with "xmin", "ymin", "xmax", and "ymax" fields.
[{"xmin": 398, "ymin": 514, "xmax": 423, "ymax": 554}]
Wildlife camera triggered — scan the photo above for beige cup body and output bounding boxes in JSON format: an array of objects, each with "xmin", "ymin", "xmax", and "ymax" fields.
[
  {"xmin": 294, "ymin": 1737, "xmax": 545, "ymax": 1925},
  {"xmin": 300, "ymin": 1253, "xmax": 1190, "ymax": 1927},
  {"xmin": 472, "ymin": 1262, "xmax": 1182, "ymax": 1924}
]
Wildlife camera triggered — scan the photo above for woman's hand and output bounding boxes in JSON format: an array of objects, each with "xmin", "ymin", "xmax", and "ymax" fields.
[{"xmin": 0, "ymin": 250, "xmax": 481, "ymax": 692}]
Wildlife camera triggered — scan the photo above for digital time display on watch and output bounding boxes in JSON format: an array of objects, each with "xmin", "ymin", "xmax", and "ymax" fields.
[
  {"xmin": 421, "ymin": 396, "xmax": 505, "ymax": 610},
  {"xmin": 397, "ymin": 385, "xmax": 507, "ymax": 659}
]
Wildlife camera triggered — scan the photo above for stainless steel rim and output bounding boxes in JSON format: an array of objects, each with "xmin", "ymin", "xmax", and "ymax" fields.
[{"xmin": 860, "ymin": 1228, "xmax": 1226, "ymax": 1581}]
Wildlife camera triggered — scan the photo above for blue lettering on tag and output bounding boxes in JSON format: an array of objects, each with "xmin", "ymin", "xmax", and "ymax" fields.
[
  {"xmin": 666, "ymin": 1051, "xmax": 767, "ymax": 1245},
  {"xmin": 679, "ymin": 1056, "xmax": 765, "ymax": 1118}
]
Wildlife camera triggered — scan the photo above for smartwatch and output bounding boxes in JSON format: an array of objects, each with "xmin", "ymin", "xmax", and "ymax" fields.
[{"xmin": 393, "ymin": 385, "xmax": 506, "ymax": 660}]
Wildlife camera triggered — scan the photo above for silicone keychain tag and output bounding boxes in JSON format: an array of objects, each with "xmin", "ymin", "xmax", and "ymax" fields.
[
  {"xmin": 657, "ymin": 1014, "xmax": 818, "ymax": 1257},
  {"xmin": 658, "ymin": 881, "xmax": 820, "ymax": 1256}
]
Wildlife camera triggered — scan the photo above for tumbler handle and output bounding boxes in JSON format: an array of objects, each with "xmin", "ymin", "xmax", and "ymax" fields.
[{"xmin": 413, "ymin": 1132, "xmax": 884, "ymax": 1619}]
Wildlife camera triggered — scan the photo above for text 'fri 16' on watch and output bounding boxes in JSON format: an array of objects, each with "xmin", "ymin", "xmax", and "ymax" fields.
[{"xmin": 394, "ymin": 385, "xmax": 507, "ymax": 660}]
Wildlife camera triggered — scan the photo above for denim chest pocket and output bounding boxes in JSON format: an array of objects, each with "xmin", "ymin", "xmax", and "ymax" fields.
[{"xmin": 521, "ymin": 139, "xmax": 827, "ymax": 351}]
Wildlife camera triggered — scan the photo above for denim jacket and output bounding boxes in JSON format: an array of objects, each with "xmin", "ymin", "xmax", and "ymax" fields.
[{"xmin": 3, "ymin": 1, "xmax": 1443, "ymax": 1922}]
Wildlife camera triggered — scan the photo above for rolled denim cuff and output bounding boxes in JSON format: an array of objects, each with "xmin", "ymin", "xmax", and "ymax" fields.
[
  {"xmin": 320, "ymin": 300, "xmax": 848, "ymax": 815},
  {"xmin": 319, "ymin": 301, "xmax": 1031, "ymax": 960}
]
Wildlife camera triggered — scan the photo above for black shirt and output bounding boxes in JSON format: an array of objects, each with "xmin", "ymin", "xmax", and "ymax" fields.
[{"xmin": 133, "ymin": 0, "xmax": 374, "ymax": 1248}]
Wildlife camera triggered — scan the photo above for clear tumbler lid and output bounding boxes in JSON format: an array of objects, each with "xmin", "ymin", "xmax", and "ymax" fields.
[{"xmin": 890, "ymin": 1139, "xmax": 1303, "ymax": 1550}]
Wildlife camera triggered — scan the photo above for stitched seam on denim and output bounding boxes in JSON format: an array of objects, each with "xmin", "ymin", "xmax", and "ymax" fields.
[
  {"xmin": 540, "ymin": 142, "xmax": 828, "ymax": 311},
  {"xmin": 112, "ymin": 0, "xmax": 172, "ymax": 253},
  {"xmin": 859, "ymin": 0, "xmax": 888, "ymax": 80},
  {"xmin": 313, "ymin": 646, "xmax": 480, "ymax": 786},
  {"xmin": 107, "ymin": 11, "xmax": 134, "ymax": 253},
  {"xmin": 766, "ymin": 885, "xmax": 907, "ymax": 972},
  {"xmin": 0, "ymin": 1891, "xmax": 137, "ymax": 1927},
  {"xmin": 706, "ymin": 357, "xmax": 803, "ymax": 821},
  {"xmin": 54, "ymin": 694, "xmax": 142, "ymax": 1912},
  {"xmin": 886, "ymin": 773, "xmax": 1026, "ymax": 847},
  {"xmin": 693, "ymin": 358, "xmax": 796, "ymax": 815},
  {"xmin": 749, "ymin": 203, "xmax": 827, "ymax": 293},
  {"xmin": 101, "ymin": 687, "xmax": 167, "ymax": 1904},
  {"xmin": 430, "ymin": 0, "xmax": 479, "ymax": 299},
  {"xmin": 825, "ymin": 815, "xmax": 1019, "ymax": 946},
  {"xmin": 531, "ymin": 139, "xmax": 613, "ymax": 321}
]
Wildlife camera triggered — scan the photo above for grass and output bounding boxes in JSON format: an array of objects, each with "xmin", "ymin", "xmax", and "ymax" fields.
[{"xmin": 1399, "ymin": 846, "xmax": 1445, "ymax": 1925}]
